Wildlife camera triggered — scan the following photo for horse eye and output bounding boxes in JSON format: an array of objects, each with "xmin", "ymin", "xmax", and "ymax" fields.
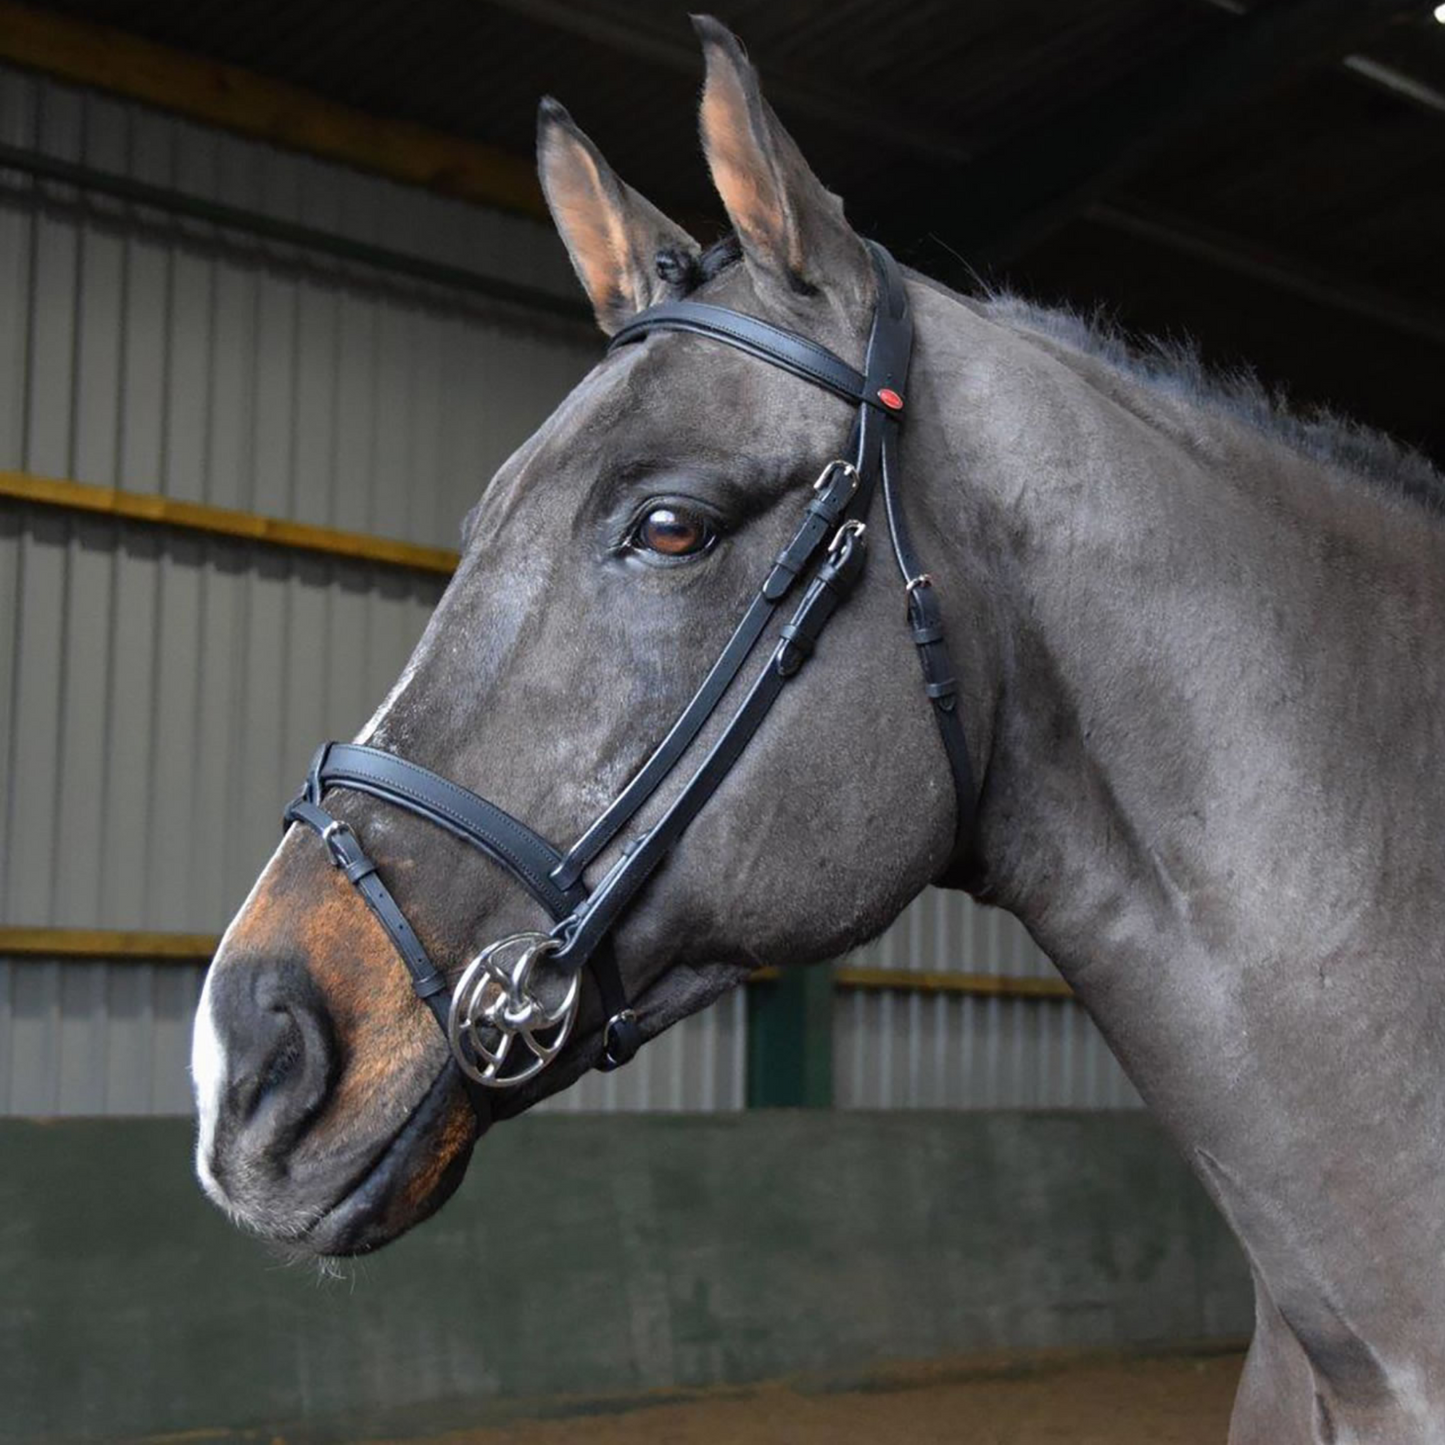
[{"xmin": 634, "ymin": 505, "xmax": 714, "ymax": 558}]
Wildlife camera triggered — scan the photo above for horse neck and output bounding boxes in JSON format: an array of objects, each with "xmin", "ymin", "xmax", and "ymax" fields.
[
  {"xmin": 907, "ymin": 282, "xmax": 1445, "ymax": 1402},
  {"xmin": 911, "ymin": 278, "xmax": 1445, "ymax": 1079}
]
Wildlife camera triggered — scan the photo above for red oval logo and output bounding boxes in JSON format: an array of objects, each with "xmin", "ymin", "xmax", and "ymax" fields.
[{"xmin": 878, "ymin": 388, "xmax": 904, "ymax": 411}]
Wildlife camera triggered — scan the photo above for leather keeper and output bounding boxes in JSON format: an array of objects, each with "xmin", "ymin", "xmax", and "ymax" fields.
[{"xmin": 344, "ymin": 856, "xmax": 378, "ymax": 885}]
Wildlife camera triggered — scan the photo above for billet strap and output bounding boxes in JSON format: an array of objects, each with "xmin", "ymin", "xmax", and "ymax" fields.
[
  {"xmin": 885, "ymin": 435, "xmax": 977, "ymax": 858},
  {"xmin": 866, "ymin": 247, "xmax": 975, "ymax": 855}
]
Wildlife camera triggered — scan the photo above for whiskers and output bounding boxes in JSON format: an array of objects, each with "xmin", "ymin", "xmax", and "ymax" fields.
[{"xmin": 268, "ymin": 1237, "xmax": 366, "ymax": 1286}]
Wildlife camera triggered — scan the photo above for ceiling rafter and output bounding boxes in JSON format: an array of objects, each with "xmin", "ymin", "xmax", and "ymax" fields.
[
  {"xmin": 897, "ymin": 0, "xmax": 1417, "ymax": 269},
  {"xmin": 481, "ymin": 0, "xmax": 974, "ymax": 165}
]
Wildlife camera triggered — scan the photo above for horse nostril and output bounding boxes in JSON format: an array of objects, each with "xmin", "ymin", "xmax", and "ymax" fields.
[
  {"xmin": 211, "ymin": 959, "xmax": 340, "ymax": 1145},
  {"xmin": 243, "ymin": 1008, "xmax": 315, "ymax": 1123}
]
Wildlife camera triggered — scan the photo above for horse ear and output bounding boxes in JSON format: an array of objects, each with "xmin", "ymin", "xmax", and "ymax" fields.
[
  {"xmin": 538, "ymin": 98, "xmax": 701, "ymax": 335},
  {"xmin": 694, "ymin": 16, "xmax": 870, "ymax": 307}
]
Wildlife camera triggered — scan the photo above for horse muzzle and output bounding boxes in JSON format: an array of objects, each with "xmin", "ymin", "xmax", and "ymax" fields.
[{"xmin": 192, "ymin": 941, "xmax": 477, "ymax": 1255}]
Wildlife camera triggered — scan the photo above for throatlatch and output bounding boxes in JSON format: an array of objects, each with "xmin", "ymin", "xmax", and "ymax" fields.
[{"xmin": 284, "ymin": 241, "xmax": 974, "ymax": 1122}]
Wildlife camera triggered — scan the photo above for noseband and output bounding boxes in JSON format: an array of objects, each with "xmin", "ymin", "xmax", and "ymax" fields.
[{"xmin": 284, "ymin": 241, "xmax": 974, "ymax": 1124}]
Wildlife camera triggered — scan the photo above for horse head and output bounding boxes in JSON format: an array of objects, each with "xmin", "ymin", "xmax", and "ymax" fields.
[{"xmin": 191, "ymin": 18, "xmax": 968, "ymax": 1255}]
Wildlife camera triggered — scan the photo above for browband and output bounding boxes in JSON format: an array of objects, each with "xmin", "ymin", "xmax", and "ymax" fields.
[{"xmin": 609, "ymin": 301, "xmax": 877, "ymax": 408}]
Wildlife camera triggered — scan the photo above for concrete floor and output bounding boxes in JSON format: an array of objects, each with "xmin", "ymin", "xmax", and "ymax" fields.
[{"xmin": 394, "ymin": 1349, "xmax": 1245, "ymax": 1445}]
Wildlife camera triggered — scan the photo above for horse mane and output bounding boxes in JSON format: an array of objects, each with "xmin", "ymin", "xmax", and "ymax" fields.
[
  {"xmin": 982, "ymin": 290, "xmax": 1445, "ymax": 518},
  {"xmin": 658, "ymin": 235, "xmax": 1445, "ymax": 517}
]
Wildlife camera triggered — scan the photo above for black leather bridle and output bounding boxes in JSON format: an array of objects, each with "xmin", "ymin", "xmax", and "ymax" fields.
[{"xmin": 284, "ymin": 241, "xmax": 974, "ymax": 1125}]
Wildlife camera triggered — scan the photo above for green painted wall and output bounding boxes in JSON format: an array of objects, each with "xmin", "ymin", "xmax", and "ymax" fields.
[{"xmin": 0, "ymin": 1113, "xmax": 1250, "ymax": 1443}]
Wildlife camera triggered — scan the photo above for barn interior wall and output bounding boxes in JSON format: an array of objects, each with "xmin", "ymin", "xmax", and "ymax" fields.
[{"xmin": 0, "ymin": 61, "xmax": 1135, "ymax": 1116}]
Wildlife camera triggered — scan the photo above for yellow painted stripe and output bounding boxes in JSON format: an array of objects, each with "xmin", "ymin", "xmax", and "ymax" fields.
[
  {"xmin": 752, "ymin": 964, "xmax": 1073, "ymax": 999},
  {"xmin": 834, "ymin": 965, "xmax": 1074, "ymax": 999},
  {"xmin": 0, "ymin": 929, "xmax": 1074, "ymax": 998},
  {"xmin": 0, "ymin": 928, "xmax": 219, "ymax": 962},
  {"xmin": 0, "ymin": 1, "xmax": 546, "ymax": 219},
  {"xmin": 0, "ymin": 471, "xmax": 460, "ymax": 576}
]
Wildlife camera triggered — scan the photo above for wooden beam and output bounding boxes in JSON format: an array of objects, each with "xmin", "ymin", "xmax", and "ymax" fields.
[
  {"xmin": 755, "ymin": 964, "xmax": 1075, "ymax": 1001},
  {"xmin": 0, "ymin": 928, "xmax": 217, "ymax": 963},
  {"xmin": 0, "ymin": 929, "xmax": 1076, "ymax": 1000},
  {"xmin": 834, "ymin": 966, "xmax": 1074, "ymax": 1000},
  {"xmin": 0, "ymin": 1, "xmax": 545, "ymax": 219},
  {"xmin": 0, "ymin": 471, "xmax": 460, "ymax": 576}
]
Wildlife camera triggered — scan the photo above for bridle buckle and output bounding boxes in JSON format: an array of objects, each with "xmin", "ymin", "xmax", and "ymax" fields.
[
  {"xmin": 320, "ymin": 818, "xmax": 358, "ymax": 868},
  {"xmin": 829, "ymin": 518, "xmax": 867, "ymax": 555},
  {"xmin": 813, "ymin": 459, "xmax": 858, "ymax": 495},
  {"xmin": 602, "ymin": 1009, "xmax": 640, "ymax": 1069}
]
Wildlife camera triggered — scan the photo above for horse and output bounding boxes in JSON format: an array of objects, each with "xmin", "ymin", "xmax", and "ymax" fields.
[{"xmin": 190, "ymin": 18, "xmax": 1445, "ymax": 1442}]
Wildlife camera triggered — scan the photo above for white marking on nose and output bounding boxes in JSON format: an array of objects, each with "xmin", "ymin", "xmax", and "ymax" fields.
[
  {"xmin": 190, "ymin": 861, "xmax": 276, "ymax": 1206},
  {"xmin": 190, "ymin": 961, "xmax": 228, "ymax": 1205}
]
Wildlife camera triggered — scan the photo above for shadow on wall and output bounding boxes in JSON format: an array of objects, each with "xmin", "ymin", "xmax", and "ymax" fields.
[{"xmin": 0, "ymin": 1111, "xmax": 1250, "ymax": 1443}]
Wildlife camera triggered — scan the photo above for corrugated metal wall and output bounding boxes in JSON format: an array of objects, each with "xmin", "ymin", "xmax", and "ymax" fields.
[
  {"xmin": 835, "ymin": 894, "xmax": 1141, "ymax": 1109},
  {"xmin": 0, "ymin": 62, "xmax": 1126, "ymax": 1117},
  {"xmin": 0, "ymin": 65, "xmax": 591, "ymax": 535}
]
